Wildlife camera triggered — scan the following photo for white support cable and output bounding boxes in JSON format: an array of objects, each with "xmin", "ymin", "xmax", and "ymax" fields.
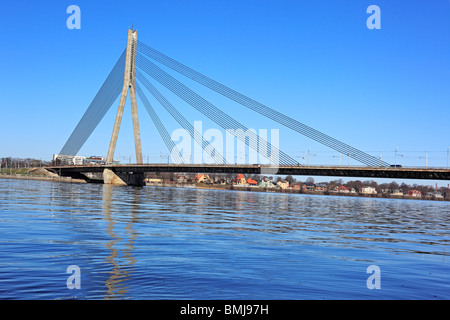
[
  {"xmin": 136, "ymin": 70, "xmax": 227, "ymax": 164},
  {"xmin": 136, "ymin": 54, "xmax": 297, "ymax": 165},
  {"xmin": 135, "ymin": 82, "xmax": 185, "ymax": 164},
  {"xmin": 137, "ymin": 41, "xmax": 389, "ymax": 167},
  {"xmin": 59, "ymin": 49, "xmax": 127, "ymax": 156}
]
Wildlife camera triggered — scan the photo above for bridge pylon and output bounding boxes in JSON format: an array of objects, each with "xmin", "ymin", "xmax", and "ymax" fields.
[
  {"xmin": 104, "ymin": 28, "xmax": 144, "ymax": 186},
  {"xmin": 106, "ymin": 28, "xmax": 143, "ymax": 165}
]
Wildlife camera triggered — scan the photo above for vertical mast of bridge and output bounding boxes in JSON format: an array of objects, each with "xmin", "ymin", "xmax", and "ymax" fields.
[{"xmin": 106, "ymin": 28, "xmax": 143, "ymax": 164}]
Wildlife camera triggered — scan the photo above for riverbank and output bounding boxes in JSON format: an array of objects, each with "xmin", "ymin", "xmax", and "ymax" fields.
[
  {"xmin": 1, "ymin": 169, "xmax": 448, "ymax": 201},
  {"xmin": 0, "ymin": 167, "xmax": 86, "ymax": 184},
  {"xmin": 148, "ymin": 182, "xmax": 450, "ymax": 202},
  {"xmin": 0, "ymin": 174, "xmax": 86, "ymax": 184}
]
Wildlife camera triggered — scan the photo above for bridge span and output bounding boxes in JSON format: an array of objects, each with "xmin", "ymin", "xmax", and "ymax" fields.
[
  {"xmin": 53, "ymin": 29, "xmax": 450, "ymax": 187},
  {"xmin": 46, "ymin": 164, "xmax": 450, "ymax": 186}
]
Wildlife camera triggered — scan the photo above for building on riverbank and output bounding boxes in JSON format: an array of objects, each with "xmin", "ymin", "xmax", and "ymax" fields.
[
  {"xmin": 361, "ymin": 186, "xmax": 377, "ymax": 195},
  {"xmin": 408, "ymin": 190, "xmax": 422, "ymax": 198}
]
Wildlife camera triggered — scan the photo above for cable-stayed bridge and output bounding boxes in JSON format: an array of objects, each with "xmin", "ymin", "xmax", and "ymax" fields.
[{"xmin": 49, "ymin": 29, "xmax": 449, "ymax": 186}]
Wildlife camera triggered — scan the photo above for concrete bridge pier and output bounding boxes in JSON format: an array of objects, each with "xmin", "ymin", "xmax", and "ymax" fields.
[{"xmin": 103, "ymin": 169, "xmax": 145, "ymax": 187}]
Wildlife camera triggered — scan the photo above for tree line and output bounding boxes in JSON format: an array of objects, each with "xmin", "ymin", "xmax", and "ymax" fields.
[
  {"xmin": 153, "ymin": 172, "xmax": 449, "ymax": 197},
  {"xmin": 1, "ymin": 157, "xmax": 51, "ymax": 169}
]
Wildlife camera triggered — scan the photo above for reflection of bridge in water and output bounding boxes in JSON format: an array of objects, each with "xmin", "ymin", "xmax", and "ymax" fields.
[
  {"xmin": 102, "ymin": 185, "xmax": 138, "ymax": 299},
  {"xmin": 47, "ymin": 164, "xmax": 450, "ymax": 186}
]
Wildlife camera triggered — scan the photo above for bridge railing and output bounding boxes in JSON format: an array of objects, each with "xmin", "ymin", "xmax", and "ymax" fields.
[{"xmin": 46, "ymin": 163, "xmax": 450, "ymax": 170}]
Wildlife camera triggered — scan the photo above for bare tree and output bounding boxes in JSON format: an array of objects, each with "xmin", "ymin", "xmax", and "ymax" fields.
[
  {"xmin": 285, "ymin": 175, "xmax": 296, "ymax": 185},
  {"xmin": 345, "ymin": 180, "xmax": 363, "ymax": 192}
]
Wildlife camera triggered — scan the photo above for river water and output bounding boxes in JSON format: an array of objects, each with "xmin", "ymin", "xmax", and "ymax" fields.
[{"xmin": 0, "ymin": 178, "xmax": 449, "ymax": 300}]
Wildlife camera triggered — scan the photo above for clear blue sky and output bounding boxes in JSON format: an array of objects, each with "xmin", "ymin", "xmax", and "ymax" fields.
[{"xmin": 0, "ymin": 1, "xmax": 449, "ymax": 175}]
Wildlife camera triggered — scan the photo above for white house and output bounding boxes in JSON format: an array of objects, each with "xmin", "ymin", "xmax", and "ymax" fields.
[
  {"xmin": 259, "ymin": 179, "xmax": 276, "ymax": 188},
  {"xmin": 277, "ymin": 181, "xmax": 289, "ymax": 189},
  {"xmin": 361, "ymin": 187, "xmax": 377, "ymax": 194},
  {"xmin": 391, "ymin": 189, "xmax": 404, "ymax": 196}
]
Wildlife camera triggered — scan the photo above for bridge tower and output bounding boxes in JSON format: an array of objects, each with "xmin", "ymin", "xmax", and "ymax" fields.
[
  {"xmin": 106, "ymin": 28, "xmax": 143, "ymax": 164},
  {"xmin": 103, "ymin": 28, "xmax": 144, "ymax": 186}
]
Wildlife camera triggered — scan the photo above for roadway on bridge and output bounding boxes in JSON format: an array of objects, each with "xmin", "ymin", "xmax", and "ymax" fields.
[{"xmin": 47, "ymin": 164, "xmax": 450, "ymax": 181}]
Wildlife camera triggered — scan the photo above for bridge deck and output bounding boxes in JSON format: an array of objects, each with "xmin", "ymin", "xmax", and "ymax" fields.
[{"xmin": 47, "ymin": 164, "xmax": 450, "ymax": 181}]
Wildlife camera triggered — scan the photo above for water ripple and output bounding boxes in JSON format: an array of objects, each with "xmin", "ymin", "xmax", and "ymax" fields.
[{"xmin": 0, "ymin": 179, "xmax": 449, "ymax": 299}]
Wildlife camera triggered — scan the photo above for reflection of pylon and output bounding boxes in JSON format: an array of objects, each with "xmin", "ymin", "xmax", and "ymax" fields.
[{"xmin": 106, "ymin": 29, "xmax": 143, "ymax": 164}]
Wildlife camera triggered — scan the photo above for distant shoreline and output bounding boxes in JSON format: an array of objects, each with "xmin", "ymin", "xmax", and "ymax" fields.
[
  {"xmin": 0, "ymin": 174, "xmax": 86, "ymax": 184},
  {"xmin": 148, "ymin": 182, "xmax": 450, "ymax": 202},
  {"xmin": 1, "ymin": 173, "xmax": 448, "ymax": 202}
]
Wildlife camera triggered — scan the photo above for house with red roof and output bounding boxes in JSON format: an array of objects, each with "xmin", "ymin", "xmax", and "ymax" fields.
[
  {"xmin": 233, "ymin": 174, "xmax": 247, "ymax": 185},
  {"xmin": 194, "ymin": 174, "xmax": 212, "ymax": 184},
  {"xmin": 408, "ymin": 190, "xmax": 422, "ymax": 198}
]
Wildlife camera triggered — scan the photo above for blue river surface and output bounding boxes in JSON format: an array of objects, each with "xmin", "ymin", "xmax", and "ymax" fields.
[{"xmin": 0, "ymin": 178, "xmax": 449, "ymax": 300}]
